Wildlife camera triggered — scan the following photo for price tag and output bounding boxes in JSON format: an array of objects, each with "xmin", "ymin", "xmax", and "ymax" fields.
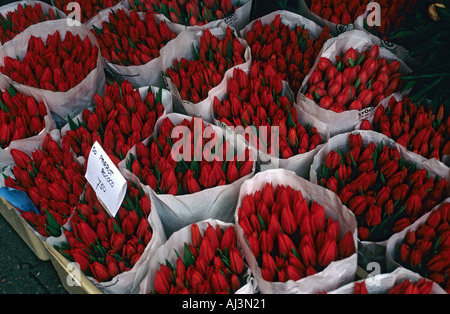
[{"xmin": 85, "ymin": 142, "xmax": 127, "ymax": 217}]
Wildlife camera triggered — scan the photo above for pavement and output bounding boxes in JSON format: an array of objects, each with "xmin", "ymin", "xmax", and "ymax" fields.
[{"xmin": 0, "ymin": 213, "xmax": 67, "ymax": 294}]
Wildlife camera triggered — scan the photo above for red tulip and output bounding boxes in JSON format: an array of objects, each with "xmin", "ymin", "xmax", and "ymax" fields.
[
  {"xmin": 318, "ymin": 238, "xmax": 338, "ymax": 267},
  {"xmin": 90, "ymin": 262, "xmax": 111, "ymax": 283}
]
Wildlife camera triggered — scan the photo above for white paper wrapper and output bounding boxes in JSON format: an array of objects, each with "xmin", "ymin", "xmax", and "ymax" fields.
[
  {"xmin": 47, "ymin": 169, "xmax": 167, "ymax": 294},
  {"xmin": 0, "ymin": 19, "xmax": 106, "ymax": 125},
  {"xmin": 130, "ymin": 0, "xmax": 252, "ymax": 34},
  {"xmin": 297, "ymin": 29, "xmax": 412, "ymax": 137},
  {"xmin": 139, "ymin": 218, "xmax": 256, "ymax": 294},
  {"xmin": 235, "ymin": 168, "xmax": 358, "ymax": 294},
  {"xmin": 119, "ymin": 113, "xmax": 257, "ymax": 237},
  {"xmin": 0, "ymin": 0, "xmax": 67, "ymax": 48},
  {"xmin": 386, "ymin": 198, "xmax": 450, "ymax": 274},
  {"xmin": 328, "ymin": 267, "xmax": 447, "ymax": 294},
  {"xmin": 161, "ymin": 23, "xmax": 252, "ymax": 123},
  {"xmin": 208, "ymin": 67, "xmax": 330, "ymax": 179},
  {"xmin": 85, "ymin": 7, "xmax": 182, "ymax": 89},
  {"xmin": 310, "ymin": 130, "xmax": 450, "ymax": 268}
]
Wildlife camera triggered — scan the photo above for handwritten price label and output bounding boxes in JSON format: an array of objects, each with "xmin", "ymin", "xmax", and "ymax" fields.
[{"xmin": 85, "ymin": 142, "xmax": 127, "ymax": 217}]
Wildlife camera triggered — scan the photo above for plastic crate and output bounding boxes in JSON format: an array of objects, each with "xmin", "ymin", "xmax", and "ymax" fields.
[
  {"xmin": 44, "ymin": 242, "xmax": 103, "ymax": 294},
  {"xmin": 0, "ymin": 196, "xmax": 50, "ymax": 261}
]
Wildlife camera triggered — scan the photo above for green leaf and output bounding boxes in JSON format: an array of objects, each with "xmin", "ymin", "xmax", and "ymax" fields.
[
  {"xmin": 67, "ymin": 114, "xmax": 80, "ymax": 131},
  {"xmin": 184, "ymin": 243, "xmax": 195, "ymax": 267},
  {"xmin": 348, "ymin": 58, "xmax": 355, "ymax": 68},
  {"xmin": 45, "ymin": 210, "xmax": 62, "ymax": 237},
  {"xmin": 7, "ymin": 85, "xmax": 16, "ymax": 97},
  {"xmin": 91, "ymin": 25, "xmax": 103, "ymax": 35},
  {"xmin": 257, "ymin": 214, "xmax": 267, "ymax": 231}
]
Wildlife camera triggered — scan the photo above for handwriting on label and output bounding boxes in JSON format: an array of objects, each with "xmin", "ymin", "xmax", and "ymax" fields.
[{"xmin": 85, "ymin": 142, "xmax": 127, "ymax": 218}]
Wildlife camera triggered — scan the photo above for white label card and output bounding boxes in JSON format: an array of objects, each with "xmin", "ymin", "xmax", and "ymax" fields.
[{"xmin": 85, "ymin": 142, "xmax": 127, "ymax": 218}]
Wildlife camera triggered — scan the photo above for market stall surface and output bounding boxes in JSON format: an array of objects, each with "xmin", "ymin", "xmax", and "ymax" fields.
[{"xmin": 0, "ymin": 214, "xmax": 67, "ymax": 294}]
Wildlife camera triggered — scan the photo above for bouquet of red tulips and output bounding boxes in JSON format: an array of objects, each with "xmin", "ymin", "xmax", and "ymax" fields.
[
  {"xmin": 360, "ymin": 96, "xmax": 450, "ymax": 165},
  {"xmin": 241, "ymin": 12, "xmax": 331, "ymax": 95},
  {"xmin": 145, "ymin": 220, "xmax": 251, "ymax": 294},
  {"xmin": 128, "ymin": 0, "xmax": 252, "ymax": 31},
  {"xmin": 62, "ymin": 80, "xmax": 169, "ymax": 166},
  {"xmin": 162, "ymin": 25, "xmax": 250, "ymax": 120},
  {"xmin": 387, "ymin": 201, "xmax": 450, "ymax": 294},
  {"xmin": 0, "ymin": 1, "xmax": 65, "ymax": 46},
  {"xmin": 305, "ymin": 0, "xmax": 370, "ymax": 25},
  {"xmin": 89, "ymin": 8, "xmax": 177, "ymax": 87},
  {"xmin": 125, "ymin": 115, "xmax": 253, "ymax": 196},
  {"xmin": 312, "ymin": 131, "xmax": 449, "ymax": 243},
  {"xmin": 327, "ymin": 267, "xmax": 444, "ymax": 294},
  {"xmin": 90, "ymin": 9, "xmax": 176, "ymax": 66},
  {"xmin": 212, "ymin": 64, "xmax": 326, "ymax": 177},
  {"xmin": 121, "ymin": 113, "xmax": 255, "ymax": 236},
  {"xmin": 4, "ymin": 133, "xmax": 87, "ymax": 238},
  {"xmin": 0, "ymin": 20, "xmax": 105, "ymax": 123},
  {"xmin": 0, "ymin": 85, "xmax": 54, "ymax": 153},
  {"xmin": 235, "ymin": 169, "xmax": 357, "ymax": 294},
  {"xmin": 300, "ymin": 0, "xmax": 370, "ymax": 35},
  {"xmin": 54, "ymin": 178, "xmax": 165, "ymax": 294},
  {"xmin": 298, "ymin": 30, "xmax": 410, "ymax": 137},
  {"xmin": 53, "ymin": 0, "xmax": 124, "ymax": 23},
  {"xmin": 305, "ymin": 44, "xmax": 402, "ymax": 113},
  {"xmin": 355, "ymin": 278, "xmax": 433, "ymax": 294},
  {"xmin": 358, "ymin": 0, "xmax": 418, "ymax": 43},
  {"xmin": 0, "ymin": 30, "xmax": 98, "ymax": 93}
]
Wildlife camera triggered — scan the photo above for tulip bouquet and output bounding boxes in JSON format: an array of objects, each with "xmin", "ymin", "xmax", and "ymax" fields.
[
  {"xmin": 149, "ymin": 221, "xmax": 249, "ymax": 294},
  {"xmin": 162, "ymin": 25, "xmax": 249, "ymax": 119},
  {"xmin": 213, "ymin": 65, "xmax": 324, "ymax": 161},
  {"xmin": 303, "ymin": 0, "xmax": 370, "ymax": 27},
  {"xmin": 0, "ymin": 20, "xmax": 105, "ymax": 124},
  {"xmin": 314, "ymin": 132, "xmax": 449, "ymax": 242},
  {"xmin": 235, "ymin": 169, "xmax": 357, "ymax": 294},
  {"xmin": 354, "ymin": 278, "xmax": 434, "ymax": 294},
  {"xmin": 0, "ymin": 1, "xmax": 64, "ymax": 45},
  {"xmin": 327, "ymin": 266, "xmax": 446, "ymax": 294},
  {"xmin": 390, "ymin": 202, "xmax": 450, "ymax": 293},
  {"xmin": 90, "ymin": 9, "xmax": 176, "ymax": 67},
  {"xmin": 238, "ymin": 182, "xmax": 355, "ymax": 282},
  {"xmin": 124, "ymin": 115, "xmax": 254, "ymax": 196},
  {"xmin": 4, "ymin": 133, "xmax": 87, "ymax": 238},
  {"xmin": 62, "ymin": 80, "xmax": 168, "ymax": 166},
  {"xmin": 0, "ymin": 85, "xmax": 48, "ymax": 149},
  {"xmin": 358, "ymin": 0, "xmax": 418, "ymax": 43},
  {"xmin": 242, "ymin": 13, "xmax": 331, "ymax": 94},
  {"xmin": 0, "ymin": 30, "xmax": 98, "ymax": 93},
  {"xmin": 128, "ymin": 0, "xmax": 240, "ymax": 27},
  {"xmin": 360, "ymin": 96, "xmax": 450, "ymax": 164},
  {"xmin": 298, "ymin": 30, "xmax": 410, "ymax": 137},
  {"xmin": 120, "ymin": 113, "xmax": 255, "ymax": 236},
  {"xmin": 55, "ymin": 180, "xmax": 158, "ymax": 289},
  {"xmin": 89, "ymin": 8, "xmax": 177, "ymax": 87},
  {"xmin": 53, "ymin": 0, "xmax": 123, "ymax": 23},
  {"xmin": 305, "ymin": 44, "xmax": 403, "ymax": 113}
]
